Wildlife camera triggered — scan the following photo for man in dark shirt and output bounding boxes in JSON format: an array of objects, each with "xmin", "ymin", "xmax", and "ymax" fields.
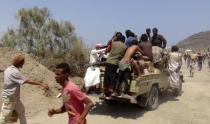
[
  {"xmin": 146, "ymin": 28, "xmax": 151, "ymax": 41},
  {"xmin": 196, "ymin": 52, "xmax": 203, "ymax": 71},
  {"xmin": 150, "ymin": 28, "xmax": 167, "ymax": 49}
]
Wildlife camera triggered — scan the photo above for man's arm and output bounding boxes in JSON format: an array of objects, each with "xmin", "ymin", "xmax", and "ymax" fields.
[
  {"xmin": 91, "ymin": 48, "xmax": 106, "ymax": 54},
  {"xmin": 24, "ymin": 79, "xmax": 49, "ymax": 89},
  {"xmin": 106, "ymin": 41, "xmax": 112, "ymax": 53},
  {"xmin": 160, "ymin": 35, "xmax": 167, "ymax": 49},
  {"xmin": 48, "ymin": 105, "xmax": 66, "ymax": 117},
  {"xmin": 136, "ymin": 45, "xmax": 144, "ymax": 55},
  {"xmin": 77, "ymin": 97, "xmax": 94, "ymax": 124}
]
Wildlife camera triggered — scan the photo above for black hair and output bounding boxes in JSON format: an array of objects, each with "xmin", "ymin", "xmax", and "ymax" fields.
[
  {"xmin": 121, "ymin": 35, "xmax": 125, "ymax": 43},
  {"xmin": 114, "ymin": 32, "xmax": 123, "ymax": 41},
  {"xmin": 146, "ymin": 28, "xmax": 151, "ymax": 32},
  {"xmin": 171, "ymin": 45, "xmax": 179, "ymax": 52},
  {"xmin": 152, "ymin": 28, "xmax": 158, "ymax": 33},
  {"xmin": 131, "ymin": 40, "xmax": 139, "ymax": 45},
  {"xmin": 56, "ymin": 63, "xmax": 70, "ymax": 74},
  {"xmin": 140, "ymin": 34, "xmax": 148, "ymax": 42},
  {"xmin": 125, "ymin": 29, "xmax": 133, "ymax": 38}
]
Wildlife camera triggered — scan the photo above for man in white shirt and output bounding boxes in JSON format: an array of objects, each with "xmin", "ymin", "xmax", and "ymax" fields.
[
  {"xmin": 89, "ymin": 44, "xmax": 107, "ymax": 64},
  {"xmin": 0, "ymin": 53, "xmax": 49, "ymax": 124}
]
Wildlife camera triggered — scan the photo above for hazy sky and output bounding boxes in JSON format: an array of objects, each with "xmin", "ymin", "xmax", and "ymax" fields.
[{"xmin": 0, "ymin": 0, "xmax": 210, "ymax": 47}]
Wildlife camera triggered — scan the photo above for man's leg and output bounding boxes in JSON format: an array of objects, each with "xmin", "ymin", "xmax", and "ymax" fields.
[
  {"xmin": 0, "ymin": 98, "xmax": 16, "ymax": 124},
  {"xmin": 200, "ymin": 62, "xmax": 202, "ymax": 70},
  {"xmin": 115, "ymin": 71, "xmax": 123, "ymax": 93},
  {"xmin": 103, "ymin": 64, "xmax": 110, "ymax": 96},
  {"xmin": 15, "ymin": 100, "xmax": 27, "ymax": 124},
  {"xmin": 131, "ymin": 60, "xmax": 140, "ymax": 76},
  {"xmin": 198, "ymin": 62, "xmax": 202, "ymax": 71},
  {"xmin": 123, "ymin": 69, "xmax": 131, "ymax": 94}
]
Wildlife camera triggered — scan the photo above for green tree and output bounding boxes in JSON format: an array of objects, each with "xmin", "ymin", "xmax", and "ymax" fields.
[
  {"xmin": 1, "ymin": 7, "xmax": 89, "ymax": 76},
  {"xmin": 1, "ymin": 7, "xmax": 82, "ymax": 57},
  {"xmin": 1, "ymin": 29, "xmax": 17, "ymax": 48}
]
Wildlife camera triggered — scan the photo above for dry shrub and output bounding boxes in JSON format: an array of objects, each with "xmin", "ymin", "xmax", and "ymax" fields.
[{"xmin": 39, "ymin": 40, "xmax": 90, "ymax": 77}]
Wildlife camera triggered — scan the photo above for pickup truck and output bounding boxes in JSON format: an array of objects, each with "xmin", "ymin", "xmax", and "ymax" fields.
[{"xmin": 99, "ymin": 67, "xmax": 183, "ymax": 110}]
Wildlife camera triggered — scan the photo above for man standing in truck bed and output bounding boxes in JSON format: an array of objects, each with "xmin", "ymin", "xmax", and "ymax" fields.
[{"xmin": 150, "ymin": 28, "xmax": 167, "ymax": 49}]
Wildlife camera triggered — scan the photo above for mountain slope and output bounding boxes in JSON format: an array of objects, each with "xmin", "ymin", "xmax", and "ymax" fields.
[{"xmin": 176, "ymin": 31, "xmax": 210, "ymax": 50}]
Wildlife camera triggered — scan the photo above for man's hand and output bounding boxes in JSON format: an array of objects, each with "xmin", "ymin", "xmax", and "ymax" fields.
[
  {"xmin": 48, "ymin": 108, "xmax": 56, "ymax": 117},
  {"xmin": 25, "ymin": 80, "xmax": 49, "ymax": 91},
  {"xmin": 76, "ymin": 117, "xmax": 82, "ymax": 124},
  {"xmin": 41, "ymin": 83, "xmax": 49, "ymax": 90}
]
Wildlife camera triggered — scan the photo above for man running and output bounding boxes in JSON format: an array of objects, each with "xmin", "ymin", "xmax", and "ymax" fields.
[{"xmin": 48, "ymin": 63, "xmax": 94, "ymax": 124}]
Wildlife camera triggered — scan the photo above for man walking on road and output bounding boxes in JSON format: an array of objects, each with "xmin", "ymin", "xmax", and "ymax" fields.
[
  {"xmin": 197, "ymin": 52, "xmax": 203, "ymax": 71},
  {"xmin": 0, "ymin": 53, "xmax": 49, "ymax": 124},
  {"xmin": 168, "ymin": 46, "xmax": 182, "ymax": 93}
]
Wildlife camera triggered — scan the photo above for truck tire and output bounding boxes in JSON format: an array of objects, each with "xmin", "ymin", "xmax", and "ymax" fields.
[{"xmin": 147, "ymin": 86, "xmax": 159, "ymax": 110}]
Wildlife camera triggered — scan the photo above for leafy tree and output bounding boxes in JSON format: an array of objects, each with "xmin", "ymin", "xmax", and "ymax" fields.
[{"xmin": 1, "ymin": 7, "xmax": 89, "ymax": 76}]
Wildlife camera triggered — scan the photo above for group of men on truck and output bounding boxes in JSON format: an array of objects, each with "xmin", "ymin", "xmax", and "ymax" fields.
[{"xmin": 85, "ymin": 28, "xmax": 182, "ymax": 97}]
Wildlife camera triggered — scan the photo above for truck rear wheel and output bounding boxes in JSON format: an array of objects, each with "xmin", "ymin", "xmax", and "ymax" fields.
[{"xmin": 147, "ymin": 86, "xmax": 159, "ymax": 110}]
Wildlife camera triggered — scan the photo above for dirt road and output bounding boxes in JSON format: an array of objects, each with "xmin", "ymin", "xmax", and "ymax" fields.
[{"xmin": 16, "ymin": 63, "xmax": 210, "ymax": 124}]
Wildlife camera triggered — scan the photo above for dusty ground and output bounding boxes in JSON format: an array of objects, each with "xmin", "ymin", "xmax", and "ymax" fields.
[
  {"xmin": 0, "ymin": 48, "xmax": 209, "ymax": 124},
  {"xmin": 11, "ymin": 62, "xmax": 210, "ymax": 124}
]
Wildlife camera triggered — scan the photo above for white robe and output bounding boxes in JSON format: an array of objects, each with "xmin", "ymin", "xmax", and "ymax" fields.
[
  {"xmin": 152, "ymin": 46, "xmax": 163, "ymax": 63},
  {"xmin": 84, "ymin": 67, "xmax": 101, "ymax": 88},
  {"xmin": 168, "ymin": 52, "xmax": 182, "ymax": 88}
]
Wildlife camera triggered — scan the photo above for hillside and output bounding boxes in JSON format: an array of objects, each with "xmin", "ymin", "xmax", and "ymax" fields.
[
  {"xmin": 0, "ymin": 47, "xmax": 63, "ymax": 117},
  {"xmin": 0, "ymin": 47, "xmax": 84, "ymax": 118},
  {"xmin": 176, "ymin": 31, "xmax": 210, "ymax": 50}
]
